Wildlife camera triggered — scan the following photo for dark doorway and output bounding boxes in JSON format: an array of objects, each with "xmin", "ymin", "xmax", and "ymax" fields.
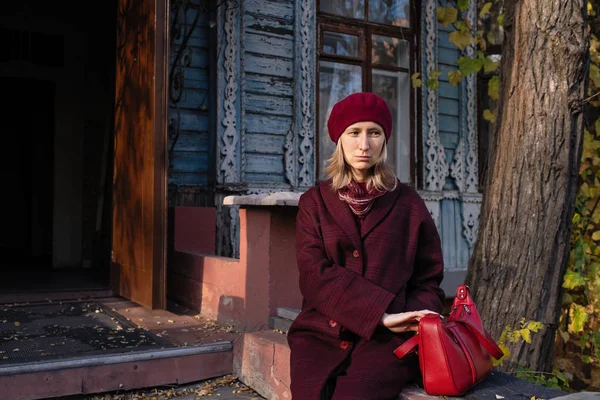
[
  {"xmin": 0, "ymin": 0, "xmax": 117, "ymax": 293},
  {"xmin": 0, "ymin": 78, "xmax": 54, "ymax": 267}
]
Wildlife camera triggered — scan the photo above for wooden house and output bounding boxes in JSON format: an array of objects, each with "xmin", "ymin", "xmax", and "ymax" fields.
[{"xmin": 0, "ymin": 0, "xmax": 482, "ymax": 320}]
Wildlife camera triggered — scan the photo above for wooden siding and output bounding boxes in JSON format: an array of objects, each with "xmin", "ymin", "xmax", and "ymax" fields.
[
  {"xmin": 168, "ymin": 5, "xmax": 211, "ymax": 187},
  {"xmin": 438, "ymin": 24, "xmax": 461, "ymax": 192},
  {"xmin": 243, "ymin": 0, "xmax": 295, "ymax": 183}
]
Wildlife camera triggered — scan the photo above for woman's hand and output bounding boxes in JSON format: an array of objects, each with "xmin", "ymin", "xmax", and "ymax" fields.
[{"xmin": 380, "ymin": 310, "xmax": 439, "ymax": 333}]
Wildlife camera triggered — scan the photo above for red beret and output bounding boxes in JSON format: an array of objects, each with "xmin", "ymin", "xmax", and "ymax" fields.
[{"xmin": 327, "ymin": 92, "xmax": 392, "ymax": 143}]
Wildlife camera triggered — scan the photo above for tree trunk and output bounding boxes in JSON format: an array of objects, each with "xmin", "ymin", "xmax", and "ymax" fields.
[{"xmin": 465, "ymin": 0, "xmax": 589, "ymax": 372}]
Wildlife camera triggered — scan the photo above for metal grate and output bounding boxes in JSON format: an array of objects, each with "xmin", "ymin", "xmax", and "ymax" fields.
[{"xmin": 0, "ymin": 301, "xmax": 169, "ymax": 364}]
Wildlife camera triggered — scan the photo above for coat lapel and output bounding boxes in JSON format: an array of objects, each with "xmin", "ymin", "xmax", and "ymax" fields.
[
  {"xmin": 320, "ymin": 182, "xmax": 362, "ymax": 251},
  {"xmin": 360, "ymin": 184, "xmax": 401, "ymax": 239}
]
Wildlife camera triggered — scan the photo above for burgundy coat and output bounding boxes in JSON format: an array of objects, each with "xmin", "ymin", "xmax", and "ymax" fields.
[{"xmin": 288, "ymin": 180, "xmax": 445, "ymax": 400}]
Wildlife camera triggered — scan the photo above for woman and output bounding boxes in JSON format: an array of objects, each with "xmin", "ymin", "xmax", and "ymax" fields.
[{"xmin": 288, "ymin": 92, "xmax": 445, "ymax": 400}]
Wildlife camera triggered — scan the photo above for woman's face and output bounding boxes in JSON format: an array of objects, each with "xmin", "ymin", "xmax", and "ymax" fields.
[{"xmin": 339, "ymin": 121, "xmax": 386, "ymax": 182}]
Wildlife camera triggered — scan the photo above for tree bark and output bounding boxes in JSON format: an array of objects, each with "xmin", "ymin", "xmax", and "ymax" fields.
[{"xmin": 465, "ymin": 0, "xmax": 589, "ymax": 372}]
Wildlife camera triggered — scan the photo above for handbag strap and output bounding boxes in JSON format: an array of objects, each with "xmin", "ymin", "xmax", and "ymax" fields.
[
  {"xmin": 461, "ymin": 320, "xmax": 504, "ymax": 359},
  {"xmin": 393, "ymin": 335, "xmax": 419, "ymax": 359}
]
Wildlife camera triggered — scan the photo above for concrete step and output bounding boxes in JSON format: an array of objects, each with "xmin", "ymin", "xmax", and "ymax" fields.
[
  {"xmin": 0, "ymin": 341, "xmax": 233, "ymax": 400},
  {"xmin": 269, "ymin": 316, "xmax": 293, "ymax": 333},
  {"xmin": 233, "ymin": 331, "xmax": 569, "ymax": 400}
]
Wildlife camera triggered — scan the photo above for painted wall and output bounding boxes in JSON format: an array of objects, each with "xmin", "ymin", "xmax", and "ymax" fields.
[{"xmin": 167, "ymin": 0, "xmax": 481, "ymax": 276}]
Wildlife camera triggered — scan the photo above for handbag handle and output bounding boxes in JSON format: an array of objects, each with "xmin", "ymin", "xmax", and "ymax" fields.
[
  {"xmin": 393, "ymin": 335, "xmax": 419, "ymax": 359},
  {"xmin": 393, "ymin": 320, "xmax": 504, "ymax": 360}
]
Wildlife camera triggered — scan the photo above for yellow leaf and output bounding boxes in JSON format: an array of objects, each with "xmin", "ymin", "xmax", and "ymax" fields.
[
  {"xmin": 592, "ymin": 231, "xmax": 600, "ymax": 241},
  {"xmin": 520, "ymin": 328, "xmax": 532, "ymax": 343},
  {"xmin": 479, "ymin": 2, "xmax": 493, "ymax": 17},
  {"xmin": 483, "ymin": 109, "xmax": 496, "ymax": 123},
  {"xmin": 437, "ymin": 7, "xmax": 458, "ymax": 27},
  {"xmin": 449, "ymin": 30, "xmax": 472, "ymax": 50},
  {"xmin": 448, "ymin": 70, "xmax": 463, "ymax": 86},
  {"xmin": 14, "ymin": 322, "xmax": 20, "ymax": 327},
  {"xmin": 411, "ymin": 72, "xmax": 422, "ymax": 88}
]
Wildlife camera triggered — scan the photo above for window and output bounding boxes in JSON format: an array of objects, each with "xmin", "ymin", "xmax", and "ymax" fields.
[{"xmin": 317, "ymin": 0, "xmax": 417, "ymax": 183}]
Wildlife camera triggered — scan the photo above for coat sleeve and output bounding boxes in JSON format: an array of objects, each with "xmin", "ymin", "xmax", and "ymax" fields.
[
  {"xmin": 296, "ymin": 192, "xmax": 395, "ymax": 340},
  {"xmin": 403, "ymin": 200, "xmax": 445, "ymax": 314}
]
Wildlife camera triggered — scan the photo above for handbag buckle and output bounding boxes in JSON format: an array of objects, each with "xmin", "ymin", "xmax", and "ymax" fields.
[{"xmin": 463, "ymin": 305, "xmax": 471, "ymax": 314}]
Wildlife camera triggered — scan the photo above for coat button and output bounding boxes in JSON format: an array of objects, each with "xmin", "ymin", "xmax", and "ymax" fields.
[
  {"xmin": 329, "ymin": 319, "xmax": 337, "ymax": 328},
  {"xmin": 340, "ymin": 341, "xmax": 350, "ymax": 350},
  {"xmin": 352, "ymin": 249, "xmax": 360, "ymax": 258}
]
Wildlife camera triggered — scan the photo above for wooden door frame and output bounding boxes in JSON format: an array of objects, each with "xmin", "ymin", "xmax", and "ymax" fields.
[
  {"xmin": 152, "ymin": 0, "xmax": 169, "ymax": 310},
  {"xmin": 111, "ymin": 0, "xmax": 169, "ymax": 309}
]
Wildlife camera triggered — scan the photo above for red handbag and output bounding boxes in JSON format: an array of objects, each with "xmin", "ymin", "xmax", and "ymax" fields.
[{"xmin": 393, "ymin": 285, "xmax": 504, "ymax": 396}]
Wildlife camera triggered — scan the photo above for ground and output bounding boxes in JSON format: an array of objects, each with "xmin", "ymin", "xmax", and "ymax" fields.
[{"xmin": 58, "ymin": 375, "xmax": 266, "ymax": 400}]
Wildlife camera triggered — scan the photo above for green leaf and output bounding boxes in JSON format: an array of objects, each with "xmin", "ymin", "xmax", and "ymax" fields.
[
  {"xmin": 483, "ymin": 57, "xmax": 499, "ymax": 73},
  {"xmin": 449, "ymin": 31, "xmax": 473, "ymax": 50},
  {"xmin": 487, "ymin": 31, "xmax": 496, "ymax": 45},
  {"xmin": 563, "ymin": 270, "xmax": 586, "ymax": 289},
  {"xmin": 488, "ymin": 75, "xmax": 500, "ymax": 100},
  {"xmin": 426, "ymin": 71, "xmax": 440, "ymax": 90},
  {"xmin": 437, "ymin": 7, "xmax": 458, "ymax": 27},
  {"xmin": 497, "ymin": 13, "xmax": 505, "ymax": 26},
  {"xmin": 458, "ymin": 56, "xmax": 483, "ymax": 76},
  {"xmin": 573, "ymin": 213, "xmax": 581, "ymax": 224},
  {"xmin": 483, "ymin": 109, "xmax": 496, "ymax": 123},
  {"xmin": 411, "ymin": 72, "xmax": 422, "ymax": 88},
  {"xmin": 458, "ymin": 0, "xmax": 469, "ymax": 11},
  {"xmin": 448, "ymin": 70, "xmax": 463, "ymax": 86},
  {"xmin": 479, "ymin": 2, "xmax": 493, "ymax": 17}
]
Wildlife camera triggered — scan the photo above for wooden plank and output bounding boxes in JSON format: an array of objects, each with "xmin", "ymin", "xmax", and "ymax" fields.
[
  {"xmin": 176, "ymin": 88, "xmax": 209, "ymax": 110},
  {"xmin": 174, "ymin": 36, "xmax": 209, "ymax": 49},
  {"xmin": 441, "ymin": 199, "xmax": 458, "ymax": 270},
  {"xmin": 245, "ymin": 53, "xmax": 294, "ymax": 78},
  {"xmin": 178, "ymin": 111, "xmax": 209, "ymax": 131},
  {"xmin": 170, "ymin": 131, "xmax": 209, "ymax": 152},
  {"xmin": 183, "ymin": 68, "xmax": 209, "ymax": 90},
  {"xmin": 188, "ymin": 48, "xmax": 209, "ymax": 68},
  {"xmin": 439, "ymin": 47, "xmax": 459, "ymax": 65},
  {"xmin": 439, "ymin": 81, "xmax": 460, "ymax": 99},
  {"xmin": 438, "ymin": 64, "xmax": 458, "ymax": 82},
  {"xmin": 440, "ymin": 131, "xmax": 459, "ymax": 149},
  {"xmin": 170, "ymin": 152, "xmax": 209, "ymax": 173},
  {"xmin": 246, "ymin": 73, "xmax": 293, "ymax": 97},
  {"xmin": 439, "ymin": 115, "xmax": 459, "ymax": 133},
  {"xmin": 245, "ymin": 93, "xmax": 293, "ymax": 116},
  {"xmin": 168, "ymin": 172, "xmax": 209, "ymax": 186},
  {"xmin": 245, "ymin": 113, "xmax": 291, "ymax": 135},
  {"xmin": 245, "ymin": 172, "xmax": 287, "ymax": 183},
  {"xmin": 245, "ymin": 0, "xmax": 294, "ymax": 21},
  {"xmin": 245, "ymin": 32, "xmax": 294, "ymax": 59},
  {"xmin": 245, "ymin": 13, "xmax": 294, "ymax": 39},
  {"xmin": 246, "ymin": 133, "xmax": 286, "ymax": 155},
  {"xmin": 246, "ymin": 153, "xmax": 285, "ymax": 175},
  {"xmin": 440, "ymin": 98, "xmax": 459, "ymax": 115}
]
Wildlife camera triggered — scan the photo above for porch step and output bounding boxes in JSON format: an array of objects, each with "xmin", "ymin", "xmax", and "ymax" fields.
[
  {"xmin": 234, "ymin": 331, "xmax": 568, "ymax": 400},
  {"xmin": 0, "ymin": 289, "xmax": 114, "ymax": 305},
  {"xmin": 268, "ymin": 307, "xmax": 300, "ymax": 333},
  {"xmin": 0, "ymin": 341, "xmax": 233, "ymax": 400}
]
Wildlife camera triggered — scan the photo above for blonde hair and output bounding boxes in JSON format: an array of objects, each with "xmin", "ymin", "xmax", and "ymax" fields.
[{"xmin": 325, "ymin": 140, "xmax": 398, "ymax": 192}]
